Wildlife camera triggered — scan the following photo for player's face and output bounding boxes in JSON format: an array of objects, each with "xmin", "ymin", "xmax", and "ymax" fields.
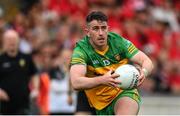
[{"xmin": 86, "ymin": 20, "xmax": 108, "ymax": 50}]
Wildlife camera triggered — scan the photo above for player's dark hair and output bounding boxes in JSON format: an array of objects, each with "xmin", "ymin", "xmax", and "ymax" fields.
[{"xmin": 86, "ymin": 11, "xmax": 108, "ymax": 23}]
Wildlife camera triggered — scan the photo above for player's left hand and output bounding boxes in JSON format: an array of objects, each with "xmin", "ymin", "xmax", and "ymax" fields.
[{"xmin": 136, "ymin": 66, "xmax": 146, "ymax": 87}]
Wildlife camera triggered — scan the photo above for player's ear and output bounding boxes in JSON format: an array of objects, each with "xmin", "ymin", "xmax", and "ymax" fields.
[
  {"xmin": 107, "ymin": 26, "xmax": 109, "ymax": 31},
  {"xmin": 84, "ymin": 27, "xmax": 90, "ymax": 37}
]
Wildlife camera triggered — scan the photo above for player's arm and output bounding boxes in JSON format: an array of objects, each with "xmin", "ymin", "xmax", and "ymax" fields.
[
  {"xmin": 130, "ymin": 50, "xmax": 154, "ymax": 86},
  {"xmin": 130, "ymin": 50, "xmax": 153, "ymax": 77},
  {"xmin": 70, "ymin": 64, "xmax": 101, "ymax": 90},
  {"xmin": 121, "ymin": 37, "xmax": 153, "ymax": 86},
  {"xmin": 70, "ymin": 65, "xmax": 120, "ymax": 90}
]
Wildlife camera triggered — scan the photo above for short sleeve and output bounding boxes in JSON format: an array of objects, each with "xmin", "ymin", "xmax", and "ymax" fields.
[
  {"xmin": 122, "ymin": 38, "xmax": 139, "ymax": 58},
  {"xmin": 70, "ymin": 47, "xmax": 88, "ymax": 66}
]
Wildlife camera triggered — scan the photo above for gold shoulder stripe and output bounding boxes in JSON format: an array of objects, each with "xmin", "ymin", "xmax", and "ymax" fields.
[
  {"xmin": 128, "ymin": 46, "xmax": 135, "ymax": 52},
  {"xmin": 128, "ymin": 45, "xmax": 134, "ymax": 51},
  {"xmin": 128, "ymin": 45, "xmax": 135, "ymax": 52},
  {"xmin": 72, "ymin": 59, "xmax": 84, "ymax": 63},
  {"xmin": 72, "ymin": 58, "xmax": 84, "ymax": 61},
  {"xmin": 71, "ymin": 61, "xmax": 84, "ymax": 64},
  {"xmin": 129, "ymin": 47, "xmax": 136, "ymax": 53}
]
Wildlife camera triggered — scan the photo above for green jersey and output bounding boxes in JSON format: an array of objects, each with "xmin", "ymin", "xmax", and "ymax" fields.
[{"xmin": 70, "ymin": 32, "xmax": 139, "ymax": 110}]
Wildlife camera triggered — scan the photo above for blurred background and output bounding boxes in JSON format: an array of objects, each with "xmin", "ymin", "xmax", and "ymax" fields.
[{"xmin": 0, "ymin": 0, "xmax": 179, "ymax": 115}]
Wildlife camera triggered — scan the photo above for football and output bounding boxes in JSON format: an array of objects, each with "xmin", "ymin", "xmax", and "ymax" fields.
[{"xmin": 115, "ymin": 64, "xmax": 140, "ymax": 90}]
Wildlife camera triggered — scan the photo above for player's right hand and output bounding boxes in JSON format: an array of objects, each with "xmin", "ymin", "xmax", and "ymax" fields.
[
  {"xmin": 101, "ymin": 70, "xmax": 121, "ymax": 88},
  {"xmin": 0, "ymin": 88, "xmax": 9, "ymax": 101}
]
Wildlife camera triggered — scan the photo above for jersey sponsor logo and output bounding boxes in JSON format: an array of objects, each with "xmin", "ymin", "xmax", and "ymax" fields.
[
  {"xmin": 92, "ymin": 60, "xmax": 100, "ymax": 65},
  {"xmin": 103, "ymin": 60, "xmax": 110, "ymax": 66},
  {"xmin": 92, "ymin": 59, "xmax": 111, "ymax": 66}
]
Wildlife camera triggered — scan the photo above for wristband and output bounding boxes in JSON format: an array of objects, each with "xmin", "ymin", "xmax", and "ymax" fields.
[{"xmin": 142, "ymin": 68, "xmax": 148, "ymax": 77}]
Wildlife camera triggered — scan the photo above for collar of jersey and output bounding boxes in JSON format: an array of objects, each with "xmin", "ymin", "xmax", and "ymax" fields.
[{"xmin": 95, "ymin": 46, "xmax": 109, "ymax": 56}]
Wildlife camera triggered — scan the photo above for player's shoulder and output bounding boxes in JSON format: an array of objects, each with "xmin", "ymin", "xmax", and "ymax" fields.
[
  {"xmin": 108, "ymin": 32, "xmax": 127, "ymax": 45},
  {"xmin": 108, "ymin": 32, "xmax": 123, "ymax": 40},
  {"xmin": 74, "ymin": 36, "xmax": 90, "ymax": 52},
  {"xmin": 76, "ymin": 36, "xmax": 89, "ymax": 46},
  {"xmin": 72, "ymin": 40, "xmax": 87, "ymax": 56},
  {"xmin": 108, "ymin": 32, "xmax": 127, "ymax": 44}
]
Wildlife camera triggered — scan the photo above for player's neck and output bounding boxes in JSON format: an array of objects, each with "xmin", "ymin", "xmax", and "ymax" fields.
[
  {"xmin": 89, "ymin": 40, "xmax": 108, "ymax": 51},
  {"xmin": 95, "ymin": 45, "xmax": 108, "ymax": 51},
  {"xmin": 91, "ymin": 43, "xmax": 107, "ymax": 51}
]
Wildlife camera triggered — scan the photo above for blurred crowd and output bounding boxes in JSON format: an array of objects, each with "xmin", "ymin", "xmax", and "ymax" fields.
[{"xmin": 0, "ymin": 0, "xmax": 179, "ymax": 114}]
